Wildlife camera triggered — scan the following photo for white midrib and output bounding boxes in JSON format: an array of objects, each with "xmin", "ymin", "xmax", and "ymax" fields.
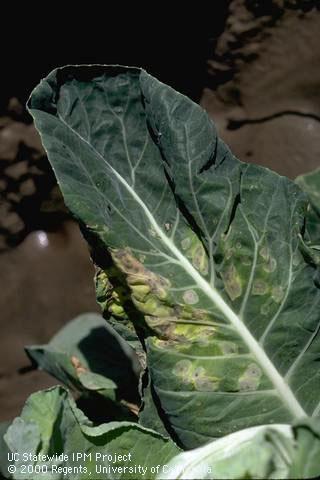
[
  {"xmin": 47, "ymin": 112, "xmax": 307, "ymax": 420},
  {"xmin": 110, "ymin": 165, "xmax": 307, "ymax": 419},
  {"xmin": 171, "ymin": 424, "xmax": 292, "ymax": 479}
]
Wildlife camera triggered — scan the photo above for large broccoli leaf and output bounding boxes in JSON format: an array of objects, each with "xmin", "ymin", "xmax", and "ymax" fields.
[{"xmin": 28, "ymin": 65, "xmax": 320, "ymax": 448}]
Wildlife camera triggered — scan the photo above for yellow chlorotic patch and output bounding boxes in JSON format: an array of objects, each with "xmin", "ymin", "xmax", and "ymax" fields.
[
  {"xmin": 173, "ymin": 324, "xmax": 215, "ymax": 346},
  {"xmin": 181, "ymin": 231, "xmax": 209, "ymax": 276},
  {"xmin": 192, "ymin": 244, "xmax": 209, "ymax": 276}
]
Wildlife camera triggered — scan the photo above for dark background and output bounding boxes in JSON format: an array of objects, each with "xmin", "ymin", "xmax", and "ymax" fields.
[
  {"xmin": 1, "ymin": 9, "xmax": 229, "ymax": 109},
  {"xmin": 0, "ymin": 5, "xmax": 231, "ymax": 422},
  {"xmin": 1, "ymin": 1, "xmax": 320, "ymax": 423}
]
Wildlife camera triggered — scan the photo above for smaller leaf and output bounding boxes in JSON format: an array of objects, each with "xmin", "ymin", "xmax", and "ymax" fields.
[
  {"xmin": 78, "ymin": 371, "xmax": 116, "ymax": 401},
  {"xmin": 158, "ymin": 419, "xmax": 320, "ymax": 479},
  {"xmin": 1, "ymin": 386, "xmax": 180, "ymax": 480},
  {"xmin": 157, "ymin": 425, "xmax": 293, "ymax": 479},
  {"xmin": 26, "ymin": 313, "xmax": 141, "ymax": 405}
]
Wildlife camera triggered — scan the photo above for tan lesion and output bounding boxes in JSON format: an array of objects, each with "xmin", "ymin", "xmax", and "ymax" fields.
[
  {"xmin": 112, "ymin": 249, "xmax": 171, "ymax": 299},
  {"xmin": 172, "ymin": 360, "xmax": 220, "ymax": 391},
  {"xmin": 110, "ymin": 248, "xmax": 175, "ymax": 336},
  {"xmin": 95, "ymin": 268, "xmax": 128, "ymax": 318},
  {"xmin": 71, "ymin": 355, "xmax": 87, "ymax": 375},
  {"xmin": 221, "ymin": 263, "xmax": 243, "ymax": 301},
  {"xmin": 110, "ymin": 248, "xmax": 224, "ymax": 339},
  {"xmin": 238, "ymin": 363, "xmax": 262, "ymax": 392}
]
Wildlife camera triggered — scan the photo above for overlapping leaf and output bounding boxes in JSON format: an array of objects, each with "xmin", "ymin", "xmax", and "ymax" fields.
[
  {"xmin": 1, "ymin": 387, "xmax": 179, "ymax": 479},
  {"xmin": 296, "ymin": 168, "xmax": 320, "ymax": 262},
  {"xmin": 28, "ymin": 66, "xmax": 320, "ymax": 448},
  {"xmin": 26, "ymin": 313, "xmax": 141, "ymax": 410},
  {"xmin": 158, "ymin": 420, "xmax": 320, "ymax": 479}
]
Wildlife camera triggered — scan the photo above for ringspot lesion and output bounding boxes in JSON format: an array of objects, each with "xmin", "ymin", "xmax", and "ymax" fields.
[
  {"xmin": 97, "ymin": 247, "xmax": 271, "ymax": 397},
  {"xmin": 180, "ymin": 230, "xmax": 209, "ymax": 277},
  {"xmin": 110, "ymin": 248, "xmax": 222, "ymax": 337}
]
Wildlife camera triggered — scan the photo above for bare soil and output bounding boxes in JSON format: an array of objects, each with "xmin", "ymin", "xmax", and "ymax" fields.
[
  {"xmin": 1, "ymin": 1, "xmax": 320, "ymax": 421},
  {"xmin": 0, "ymin": 111, "xmax": 99, "ymax": 421},
  {"xmin": 202, "ymin": 0, "xmax": 320, "ymax": 178}
]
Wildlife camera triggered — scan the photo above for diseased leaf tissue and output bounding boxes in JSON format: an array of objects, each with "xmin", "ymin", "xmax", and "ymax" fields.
[{"xmin": 1, "ymin": 65, "xmax": 320, "ymax": 479}]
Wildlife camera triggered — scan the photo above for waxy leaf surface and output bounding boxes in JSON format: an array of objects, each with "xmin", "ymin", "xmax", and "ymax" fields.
[
  {"xmin": 158, "ymin": 420, "xmax": 320, "ymax": 479},
  {"xmin": 28, "ymin": 66, "xmax": 320, "ymax": 448}
]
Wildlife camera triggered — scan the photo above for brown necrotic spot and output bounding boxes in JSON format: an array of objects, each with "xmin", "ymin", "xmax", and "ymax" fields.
[
  {"xmin": 113, "ymin": 249, "xmax": 171, "ymax": 306},
  {"xmin": 245, "ymin": 363, "xmax": 262, "ymax": 378},
  {"xmin": 238, "ymin": 362, "xmax": 262, "ymax": 391},
  {"xmin": 193, "ymin": 366, "xmax": 205, "ymax": 378},
  {"xmin": 112, "ymin": 249, "xmax": 143, "ymax": 274}
]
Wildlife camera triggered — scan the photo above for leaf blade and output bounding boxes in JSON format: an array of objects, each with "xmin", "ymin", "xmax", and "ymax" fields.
[{"xmin": 28, "ymin": 65, "xmax": 320, "ymax": 448}]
